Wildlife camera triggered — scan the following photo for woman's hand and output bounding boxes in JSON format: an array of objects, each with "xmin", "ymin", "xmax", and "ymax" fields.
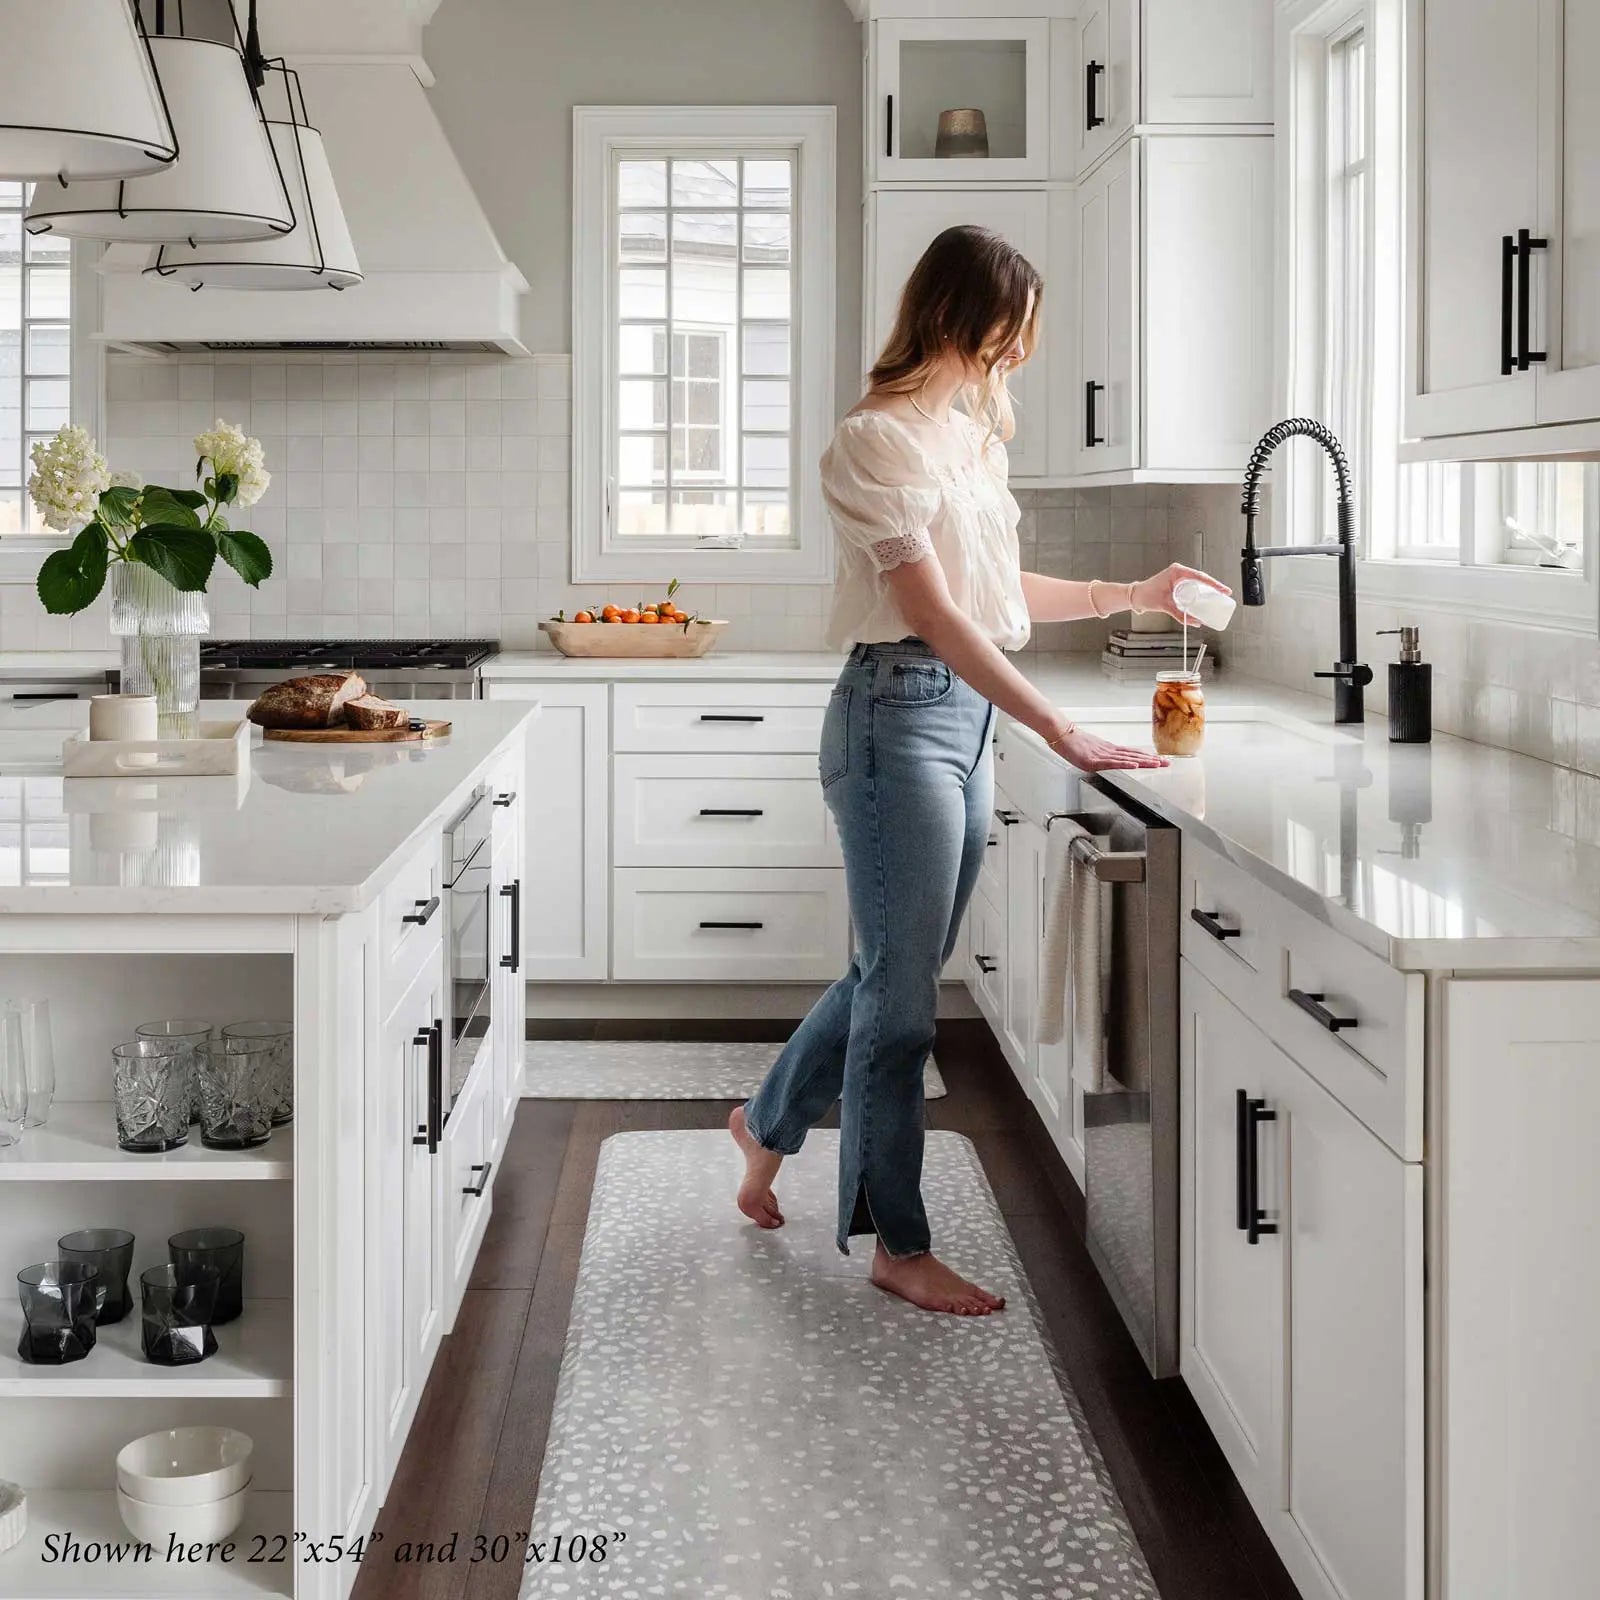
[
  {"xmin": 1047, "ymin": 726, "xmax": 1170, "ymax": 772},
  {"xmin": 1130, "ymin": 562, "xmax": 1232, "ymax": 624}
]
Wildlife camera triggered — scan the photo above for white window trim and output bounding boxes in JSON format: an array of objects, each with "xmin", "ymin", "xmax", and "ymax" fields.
[
  {"xmin": 0, "ymin": 241, "xmax": 104, "ymax": 587},
  {"xmin": 571, "ymin": 105, "xmax": 836, "ymax": 586},
  {"xmin": 1274, "ymin": 0, "xmax": 1600, "ymax": 634}
]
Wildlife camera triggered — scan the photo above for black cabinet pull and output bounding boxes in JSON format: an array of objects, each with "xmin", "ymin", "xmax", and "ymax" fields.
[
  {"xmin": 12, "ymin": 691, "xmax": 80, "ymax": 701},
  {"xmin": 1516, "ymin": 226, "xmax": 1548, "ymax": 370},
  {"xmin": 1085, "ymin": 59, "xmax": 1105, "ymax": 129},
  {"xmin": 462, "ymin": 1160, "xmax": 494, "ymax": 1198},
  {"xmin": 1500, "ymin": 233, "xmax": 1516, "ymax": 376},
  {"xmin": 1245, "ymin": 1098, "xmax": 1277, "ymax": 1245},
  {"xmin": 699, "ymin": 807, "xmax": 764, "ymax": 817},
  {"xmin": 1191, "ymin": 907, "xmax": 1242, "ymax": 941},
  {"xmin": 985, "ymin": 838, "xmax": 1001, "ymax": 849},
  {"xmin": 499, "ymin": 879, "xmax": 521, "ymax": 972},
  {"xmin": 411, "ymin": 1027, "xmax": 433, "ymax": 1148},
  {"xmin": 426, "ymin": 1020, "xmax": 443, "ymax": 1155},
  {"xmin": 699, "ymin": 714, "xmax": 764, "ymax": 723},
  {"xmin": 1288, "ymin": 987, "xmax": 1357, "ymax": 1032},
  {"xmin": 996, "ymin": 810, "xmax": 1020, "ymax": 826},
  {"xmin": 1235, "ymin": 1089, "xmax": 1250, "ymax": 1231},
  {"xmin": 403, "ymin": 895, "xmax": 440, "ymax": 927},
  {"xmin": 699, "ymin": 920, "xmax": 764, "ymax": 931},
  {"xmin": 1085, "ymin": 380, "xmax": 1105, "ymax": 447},
  {"xmin": 492, "ymin": 791, "xmax": 517, "ymax": 808},
  {"xmin": 974, "ymin": 954, "xmax": 997, "ymax": 974},
  {"xmin": 886, "ymin": 92, "xmax": 894, "ymax": 158}
]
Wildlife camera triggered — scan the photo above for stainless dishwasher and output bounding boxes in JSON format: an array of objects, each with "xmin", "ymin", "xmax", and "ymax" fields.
[{"xmin": 1052, "ymin": 781, "xmax": 1181, "ymax": 1378}]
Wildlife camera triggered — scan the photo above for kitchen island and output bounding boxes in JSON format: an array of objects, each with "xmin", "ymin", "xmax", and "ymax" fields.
[{"xmin": 0, "ymin": 700, "xmax": 532, "ymax": 1600}]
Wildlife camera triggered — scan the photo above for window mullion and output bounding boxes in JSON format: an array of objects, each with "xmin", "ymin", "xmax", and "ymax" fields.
[
  {"xmin": 665, "ymin": 202, "xmax": 676, "ymax": 532},
  {"xmin": 734, "ymin": 169, "xmax": 745, "ymax": 535}
]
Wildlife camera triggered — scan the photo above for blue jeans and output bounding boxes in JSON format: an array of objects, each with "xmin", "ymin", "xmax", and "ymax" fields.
[{"xmin": 744, "ymin": 640, "xmax": 996, "ymax": 1257}]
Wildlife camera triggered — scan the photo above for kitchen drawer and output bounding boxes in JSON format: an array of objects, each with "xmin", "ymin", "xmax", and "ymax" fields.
[
  {"xmin": 443, "ymin": 1058, "xmax": 492, "ymax": 1331},
  {"xmin": 1180, "ymin": 837, "xmax": 1423, "ymax": 1160},
  {"xmin": 613, "ymin": 753, "xmax": 838, "ymax": 868},
  {"xmin": 611, "ymin": 682, "xmax": 831, "ymax": 754},
  {"xmin": 994, "ymin": 721, "xmax": 1073, "ymax": 828},
  {"xmin": 978, "ymin": 802, "xmax": 1008, "ymax": 908},
  {"xmin": 1181, "ymin": 836, "xmax": 1274, "ymax": 982},
  {"xmin": 381, "ymin": 832, "xmax": 444, "ymax": 1012},
  {"xmin": 612, "ymin": 868, "xmax": 849, "ymax": 981}
]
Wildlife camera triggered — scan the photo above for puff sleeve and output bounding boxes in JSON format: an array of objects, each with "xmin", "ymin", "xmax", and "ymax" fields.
[{"xmin": 820, "ymin": 413, "xmax": 942, "ymax": 572}]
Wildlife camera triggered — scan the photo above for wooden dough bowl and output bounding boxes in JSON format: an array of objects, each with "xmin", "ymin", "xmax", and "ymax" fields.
[{"xmin": 541, "ymin": 618, "xmax": 729, "ymax": 659}]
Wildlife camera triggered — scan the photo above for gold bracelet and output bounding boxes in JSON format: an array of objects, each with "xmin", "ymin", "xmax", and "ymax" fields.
[{"xmin": 1046, "ymin": 723, "xmax": 1077, "ymax": 753}]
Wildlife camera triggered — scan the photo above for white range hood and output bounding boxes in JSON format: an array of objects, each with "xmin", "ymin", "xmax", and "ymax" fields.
[{"xmin": 99, "ymin": 59, "xmax": 527, "ymax": 354}]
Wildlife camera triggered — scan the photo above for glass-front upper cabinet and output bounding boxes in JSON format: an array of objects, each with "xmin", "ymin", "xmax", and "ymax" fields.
[{"xmin": 872, "ymin": 18, "xmax": 1052, "ymax": 181}]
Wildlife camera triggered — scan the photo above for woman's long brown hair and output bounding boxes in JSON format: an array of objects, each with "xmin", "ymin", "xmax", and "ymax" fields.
[{"xmin": 868, "ymin": 224, "xmax": 1042, "ymax": 444}]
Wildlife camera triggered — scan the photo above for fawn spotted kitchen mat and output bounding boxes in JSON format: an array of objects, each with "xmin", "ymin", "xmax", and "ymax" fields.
[
  {"xmin": 520, "ymin": 1128, "xmax": 1157, "ymax": 1600},
  {"xmin": 523, "ymin": 1039, "xmax": 946, "ymax": 1100}
]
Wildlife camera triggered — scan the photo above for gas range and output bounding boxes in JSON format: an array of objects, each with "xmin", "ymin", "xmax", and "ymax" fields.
[{"xmin": 190, "ymin": 639, "xmax": 498, "ymax": 702}]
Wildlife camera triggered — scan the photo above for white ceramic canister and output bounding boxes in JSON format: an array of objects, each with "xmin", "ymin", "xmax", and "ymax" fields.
[{"xmin": 88, "ymin": 693, "xmax": 159, "ymax": 743}]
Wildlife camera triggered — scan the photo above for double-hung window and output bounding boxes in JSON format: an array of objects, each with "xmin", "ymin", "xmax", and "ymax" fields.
[
  {"xmin": 1, "ymin": 183, "xmax": 73, "ymax": 541},
  {"xmin": 1282, "ymin": 0, "xmax": 1599, "ymax": 629},
  {"xmin": 572, "ymin": 107, "xmax": 836, "ymax": 584}
]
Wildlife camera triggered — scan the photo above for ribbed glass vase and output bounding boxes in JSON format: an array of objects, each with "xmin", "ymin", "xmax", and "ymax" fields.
[{"xmin": 108, "ymin": 563, "xmax": 209, "ymax": 737}]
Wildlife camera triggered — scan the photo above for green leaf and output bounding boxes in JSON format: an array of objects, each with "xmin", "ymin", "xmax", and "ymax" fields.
[
  {"xmin": 213, "ymin": 472, "xmax": 239, "ymax": 506},
  {"xmin": 216, "ymin": 528, "xmax": 272, "ymax": 588},
  {"xmin": 97, "ymin": 485, "xmax": 142, "ymax": 529},
  {"xmin": 139, "ymin": 487, "xmax": 202, "ymax": 530},
  {"xmin": 129, "ymin": 525, "xmax": 217, "ymax": 591},
  {"xmin": 36, "ymin": 524, "xmax": 110, "ymax": 614},
  {"xmin": 196, "ymin": 457, "xmax": 206, "ymax": 481}
]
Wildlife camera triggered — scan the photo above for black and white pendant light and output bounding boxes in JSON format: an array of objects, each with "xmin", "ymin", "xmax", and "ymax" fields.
[
  {"xmin": 23, "ymin": 1, "xmax": 293, "ymax": 244},
  {"xmin": 0, "ymin": 0, "xmax": 178, "ymax": 182},
  {"xmin": 147, "ymin": 64, "xmax": 362, "ymax": 290}
]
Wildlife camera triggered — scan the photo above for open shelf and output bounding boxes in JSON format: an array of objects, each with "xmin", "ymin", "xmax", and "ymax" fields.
[
  {"xmin": 0, "ymin": 1106, "xmax": 293, "ymax": 1183},
  {"xmin": 0, "ymin": 1490, "xmax": 293, "ymax": 1598},
  {"xmin": 0, "ymin": 1299, "xmax": 291, "ymax": 1399}
]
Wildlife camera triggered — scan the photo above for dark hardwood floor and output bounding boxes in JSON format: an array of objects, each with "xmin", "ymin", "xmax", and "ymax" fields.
[{"xmin": 353, "ymin": 1018, "xmax": 1301, "ymax": 1600}]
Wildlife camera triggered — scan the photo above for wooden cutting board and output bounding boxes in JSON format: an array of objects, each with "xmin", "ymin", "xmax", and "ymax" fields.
[{"xmin": 262, "ymin": 719, "xmax": 452, "ymax": 744}]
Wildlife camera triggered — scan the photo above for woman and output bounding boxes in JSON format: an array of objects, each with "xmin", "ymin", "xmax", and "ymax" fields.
[{"xmin": 730, "ymin": 225, "xmax": 1229, "ymax": 1317}]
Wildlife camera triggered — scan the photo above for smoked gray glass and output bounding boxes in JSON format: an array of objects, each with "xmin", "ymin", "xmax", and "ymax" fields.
[
  {"xmin": 136, "ymin": 1018, "xmax": 212, "ymax": 1126},
  {"xmin": 112, "ymin": 1039, "xmax": 191, "ymax": 1153},
  {"xmin": 140, "ymin": 1263, "xmax": 219, "ymax": 1366},
  {"xmin": 58, "ymin": 1228, "xmax": 136, "ymax": 1325},
  {"xmin": 17, "ymin": 1261, "xmax": 102, "ymax": 1364},
  {"xmin": 195, "ymin": 1042, "xmax": 274, "ymax": 1150},
  {"xmin": 169, "ymin": 1227, "xmax": 245, "ymax": 1325},
  {"xmin": 220, "ymin": 1021, "xmax": 293, "ymax": 1126}
]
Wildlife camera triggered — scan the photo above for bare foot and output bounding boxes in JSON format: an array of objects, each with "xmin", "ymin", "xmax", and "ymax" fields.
[
  {"xmin": 728, "ymin": 1106, "xmax": 785, "ymax": 1229},
  {"xmin": 870, "ymin": 1243, "xmax": 1006, "ymax": 1316}
]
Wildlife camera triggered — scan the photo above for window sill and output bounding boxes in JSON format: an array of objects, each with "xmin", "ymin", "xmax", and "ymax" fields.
[
  {"xmin": 572, "ymin": 539, "xmax": 833, "ymax": 587},
  {"xmin": 1275, "ymin": 550, "xmax": 1599, "ymax": 634}
]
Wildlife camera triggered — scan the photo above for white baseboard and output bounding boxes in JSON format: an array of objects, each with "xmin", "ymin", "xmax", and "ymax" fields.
[{"xmin": 524, "ymin": 981, "xmax": 982, "ymax": 1022}]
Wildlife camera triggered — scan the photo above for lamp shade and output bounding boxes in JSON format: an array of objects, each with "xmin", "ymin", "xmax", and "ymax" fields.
[
  {"xmin": 0, "ymin": 0, "xmax": 178, "ymax": 182},
  {"xmin": 149, "ymin": 118, "xmax": 361, "ymax": 290},
  {"xmin": 23, "ymin": 35, "xmax": 293, "ymax": 244}
]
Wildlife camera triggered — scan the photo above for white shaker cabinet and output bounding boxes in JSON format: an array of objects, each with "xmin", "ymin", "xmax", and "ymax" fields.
[
  {"xmin": 1181, "ymin": 958, "xmax": 1422, "ymax": 1600},
  {"xmin": 1437, "ymin": 979, "xmax": 1600, "ymax": 1600},
  {"xmin": 485, "ymin": 682, "xmax": 608, "ymax": 980},
  {"xmin": 1074, "ymin": 0, "xmax": 1136, "ymax": 175},
  {"xmin": 865, "ymin": 186, "xmax": 1061, "ymax": 479},
  {"xmin": 1074, "ymin": 135, "xmax": 1274, "ymax": 478}
]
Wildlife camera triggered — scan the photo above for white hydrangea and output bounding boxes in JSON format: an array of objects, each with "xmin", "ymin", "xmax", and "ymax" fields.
[
  {"xmin": 109, "ymin": 469, "xmax": 144, "ymax": 493},
  {"xmin": 194, "ymin": 418, "xmax": 271, "ymax": 508},
  {"xmin": 26, "ymin": 425, "xmax": 111, "ymax": 534}
]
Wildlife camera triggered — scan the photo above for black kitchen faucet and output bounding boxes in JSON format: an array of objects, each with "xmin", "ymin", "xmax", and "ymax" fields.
[{"xmin": 1239, "ymin": 417, "xmax": 1372, "ymax": 725}]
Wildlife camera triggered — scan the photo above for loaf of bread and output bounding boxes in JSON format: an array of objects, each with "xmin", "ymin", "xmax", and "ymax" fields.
[
  {"xmin": 344, "ymin": 693, "xmax": 409, "ymax": 731},
  {"xmin": 247, "ymin": 672, "xmax": 368, "ymax": 730}
]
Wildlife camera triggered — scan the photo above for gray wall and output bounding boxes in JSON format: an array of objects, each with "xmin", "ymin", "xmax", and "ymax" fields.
[{"xmin": 422, "ymin": 0, "xmax": 864, "ymax": 409}]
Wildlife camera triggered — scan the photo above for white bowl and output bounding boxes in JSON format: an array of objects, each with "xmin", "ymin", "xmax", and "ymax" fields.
[
  {"xmin": 0, "ymin": 1479, "xmax": 25, "ymax": 1556},
  {"xmin": 117, "ymin": 1480, "xmax": 250, "ymax": 1545},
  {"xmin": 115, "ymin": 1427, "xmax": 254, "ymax": 1507}
]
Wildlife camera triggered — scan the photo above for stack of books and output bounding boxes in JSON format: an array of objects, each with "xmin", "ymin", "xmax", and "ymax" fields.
[{"xmin": 1100, "ymin": 627, "xmax": 1217, "ymax": 682}]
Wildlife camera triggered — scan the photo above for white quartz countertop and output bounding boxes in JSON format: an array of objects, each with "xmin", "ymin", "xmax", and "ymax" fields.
[
  {"xmin": 0, "ymin": 699, "xmax": 533, "ymax": 915},
  {"xmin": 1007, "ymin": 659, "xmax": 1600, "ymax": 970},
  {"xmin": 482, "ymin": 649, "xmax": 843, "ymax": 682}
]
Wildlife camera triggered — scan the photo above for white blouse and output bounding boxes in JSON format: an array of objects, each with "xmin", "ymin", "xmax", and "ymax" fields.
[{"xmin": 820, "ymin": 409, "xmax": 1031, "ymax": 653}]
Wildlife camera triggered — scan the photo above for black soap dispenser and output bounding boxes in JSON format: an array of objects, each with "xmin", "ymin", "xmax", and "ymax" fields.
[{"xmin": 1377, "ymin": 626, "xmax": 1431, "ymax": 743}]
